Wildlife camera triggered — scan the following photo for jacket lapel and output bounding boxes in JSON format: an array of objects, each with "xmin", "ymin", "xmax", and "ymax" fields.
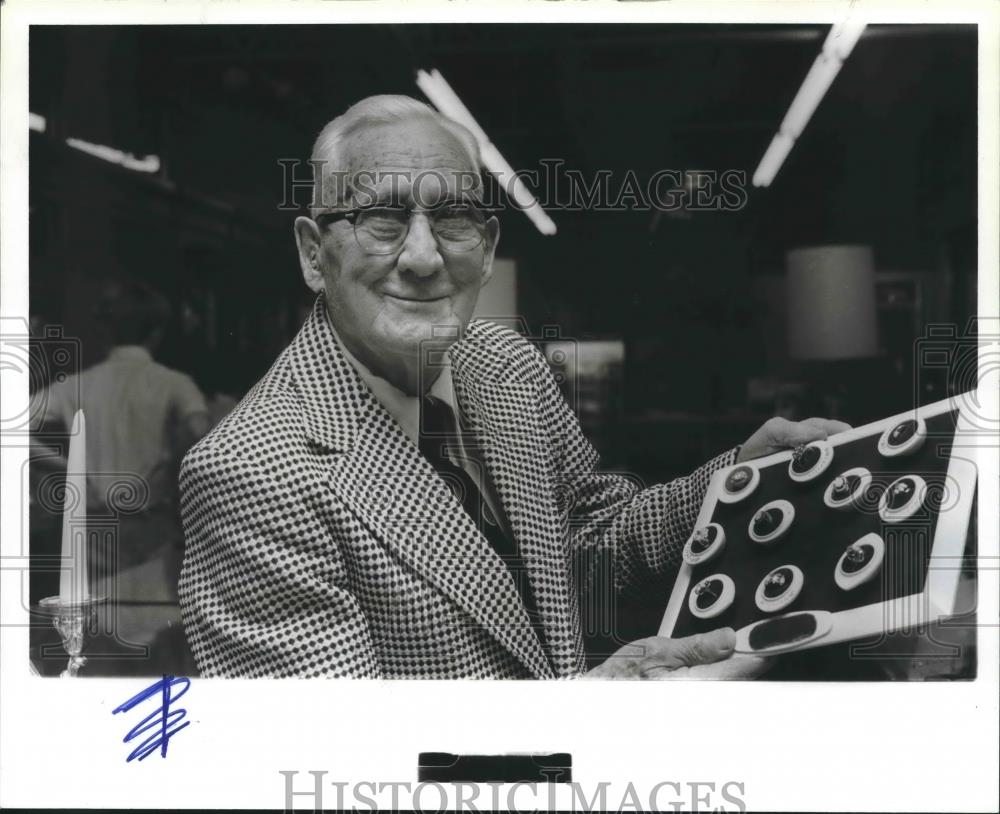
[
  {"xmin": 288, "ymin": 298, "xmax": 553, "ymax": 679},
  {"xmin": 450, "ymin": 328, "xmax": 585, "ymax": 677}
]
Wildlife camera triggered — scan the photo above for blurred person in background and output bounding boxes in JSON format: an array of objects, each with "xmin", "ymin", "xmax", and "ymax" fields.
[{"xmin": 36, "ymin": 280, "xmax": 211, "ymax": 649}]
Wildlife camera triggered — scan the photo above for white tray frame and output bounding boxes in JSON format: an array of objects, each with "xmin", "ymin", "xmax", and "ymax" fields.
[{"xmin": 657, "ymin": 392, "xmax": 980, "ymax": 654}]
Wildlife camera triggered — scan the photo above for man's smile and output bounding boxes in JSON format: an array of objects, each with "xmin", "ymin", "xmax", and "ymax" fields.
[{"xmin": 383, "ymin": 292, "xmax": 449, "ymax": 303}]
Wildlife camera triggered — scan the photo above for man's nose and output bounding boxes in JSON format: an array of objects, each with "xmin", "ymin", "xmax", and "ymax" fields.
[{"xmin": 397, "ymin": 213, "xmax": 444, "ymax": 278}]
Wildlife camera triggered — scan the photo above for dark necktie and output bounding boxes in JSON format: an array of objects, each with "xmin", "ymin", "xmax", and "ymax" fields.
[{"xmin": 419, "ymin": 395, "xmax": 540, "ymax": 626}]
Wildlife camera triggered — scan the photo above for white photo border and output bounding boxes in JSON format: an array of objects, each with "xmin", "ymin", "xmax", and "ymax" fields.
[{"xmin": 1, "ymin": 2, "xmax": 997, "ymax": 811}]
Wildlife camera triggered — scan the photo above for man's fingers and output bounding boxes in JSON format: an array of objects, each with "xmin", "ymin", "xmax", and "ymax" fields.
[
  {"xmin": 778, "ymin": 421, "xmax": 825, "ymax": 446},
  {"xmin": 803, "ymin": 417, "xmax": 853, "ymax": 436},
  {"xmin": 590, "ymin": 629, "xmax": 746, "ymax": 678},
  {"xmin": 776, "ymin": 417, "xmax": 852, "ymax": 447},
  {"xmin": 659, "ymin": 627, "xmax": 737, "ymax": 670}
]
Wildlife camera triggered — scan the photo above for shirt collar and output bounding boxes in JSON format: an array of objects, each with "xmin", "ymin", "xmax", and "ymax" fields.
[
  {"xmin": 107, "ymin": 345, "xmax": 153, "ymax": 363},
  {"xmin": 329, "ymin": 324, "xmax": 458, "ymax": 446}
]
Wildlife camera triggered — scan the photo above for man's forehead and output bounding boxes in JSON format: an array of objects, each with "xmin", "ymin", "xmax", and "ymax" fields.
[{"xmin": 322, "ymin": 119, "xmax": 481, "ymax": 206}]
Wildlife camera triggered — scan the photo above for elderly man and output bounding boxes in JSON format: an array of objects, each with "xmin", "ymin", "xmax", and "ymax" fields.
[{"xmin": 178, "ymin": 94, "xmax": 847, "ymax": 679}]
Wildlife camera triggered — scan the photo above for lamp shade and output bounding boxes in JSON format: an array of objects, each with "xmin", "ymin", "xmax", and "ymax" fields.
[{"xmin": 786, "ymin": 245, "xmax": 878, "ymax": 360}]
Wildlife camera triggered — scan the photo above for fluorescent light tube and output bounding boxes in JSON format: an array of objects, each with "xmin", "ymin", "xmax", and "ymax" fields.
[
  {"xmin": 779, "ymin": 53, "xmax": 843, "ymax": 139},
  {"xmin": 752, "ymin": 23, "xmax": 866, "ymax": 187},
  {"xmin": 417, "ymin": 69, "xmax": 557, "ymax": 235},
  {"xmin": 65, "ymin": 137, "xmax": 160, "ymax": 173},
  {"xmin": 823, "ymin": 21, "xmax": 867, "ymax": 61},
  {"xmin": 752, "ymin": 133, "xmax": 795, "ymax": 188}
]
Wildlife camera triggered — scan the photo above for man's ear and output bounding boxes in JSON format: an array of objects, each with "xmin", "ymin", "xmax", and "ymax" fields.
[
  {"xmin": 479, "ymin": 215, "xmax": 500, "ymax": 288},
  {"xmin": 294, "ymin": 216, "xmax": 325, "ymax": 293}
]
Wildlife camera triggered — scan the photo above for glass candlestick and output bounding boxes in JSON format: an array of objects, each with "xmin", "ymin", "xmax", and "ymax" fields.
[{"xmin": 38, "ymin": 595, "xmax": 105, "ymax": 678}]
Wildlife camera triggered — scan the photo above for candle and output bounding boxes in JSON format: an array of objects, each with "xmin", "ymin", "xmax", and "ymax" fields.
[{"xmin": 58, "ymin": 410, "xmax": 89, "ymax": 604}]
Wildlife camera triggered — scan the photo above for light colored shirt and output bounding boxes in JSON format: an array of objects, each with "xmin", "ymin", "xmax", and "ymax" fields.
[
  {"xmin": 42, "ymin": 345, "xmax": 208, "ymax": 511},
  {"xmin": 331, "ymin": 329, "xmax": 509, "ymax": 535}
]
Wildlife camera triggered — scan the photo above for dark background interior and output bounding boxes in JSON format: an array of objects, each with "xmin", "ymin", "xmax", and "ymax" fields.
[{"xmin": 28, "ymin": 24, "xmax": 979, "ymax": 676}]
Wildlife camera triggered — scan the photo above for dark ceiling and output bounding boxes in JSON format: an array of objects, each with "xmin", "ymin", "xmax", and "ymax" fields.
[
  {"xmin": 30, "ymin": 25, "xmax": 976, "ymax": 198},
  {"xmin": 29, "ymin": 24, "xmax": 978, "ymax": 338}
]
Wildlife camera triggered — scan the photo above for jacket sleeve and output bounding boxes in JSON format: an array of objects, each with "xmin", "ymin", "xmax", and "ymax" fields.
[
  {"xmin": 531, "ymin": 347, "xmax": 738, "ymax": 597},
  {"xmin": 177, "ymin": 444, "xmax": 382, "ymax": 678}
]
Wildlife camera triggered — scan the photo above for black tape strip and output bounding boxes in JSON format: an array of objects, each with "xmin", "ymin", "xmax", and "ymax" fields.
[
  {"xmin": 747, "ymin": 612, "xmax": 818, "ymax": 650},
  {"xmin": 417, "ymin": 752, "xmax": 572, "ymax": 783}
]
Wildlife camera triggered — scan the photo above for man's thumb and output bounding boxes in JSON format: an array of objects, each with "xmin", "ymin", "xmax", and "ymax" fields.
[{"xmin": 673, "ymin": 627, "xmax": 737, "ymax": 667}]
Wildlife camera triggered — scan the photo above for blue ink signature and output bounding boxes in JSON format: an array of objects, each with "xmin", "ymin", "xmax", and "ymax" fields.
[{"xmin": 112, "ymin": 674, "xmax": 191, "ymax": 762}]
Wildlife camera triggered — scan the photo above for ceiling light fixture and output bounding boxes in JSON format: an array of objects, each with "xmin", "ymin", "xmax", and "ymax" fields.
[
  {"xmin": 752, "ymin": 21, "xmax": 867, "ymax": 187},
  {"xmin": 416, "ymin": 68, "xmax": 557, "ymax": 236},
  {"xmin": 65, "ymin": 137, "xmax": 161, "ymax": 174}
]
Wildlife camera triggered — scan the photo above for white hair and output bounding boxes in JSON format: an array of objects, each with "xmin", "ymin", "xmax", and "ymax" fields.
[{"xmin": 309, "ymin": 94, "xmax": 483, "ymax": 216}]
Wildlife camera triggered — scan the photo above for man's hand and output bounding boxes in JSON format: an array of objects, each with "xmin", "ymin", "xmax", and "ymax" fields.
[
  {"xmin": 736, "ymin": 416, "xmax": 852, "ymax": 463},
  {"xmin": 583, "ymin": 627, "xmax": 769, "ymax": 680}
]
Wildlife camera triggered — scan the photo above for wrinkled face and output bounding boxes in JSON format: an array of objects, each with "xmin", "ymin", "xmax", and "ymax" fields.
[{"xmin": 299, "ymin": 118, "xmax": 498, "ymax": 374}]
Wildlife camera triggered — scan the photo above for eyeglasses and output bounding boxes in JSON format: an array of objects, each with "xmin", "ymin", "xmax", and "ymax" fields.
[{"xmin": 315, "ymin": 202, "xmax": 495, "ymax": 256}]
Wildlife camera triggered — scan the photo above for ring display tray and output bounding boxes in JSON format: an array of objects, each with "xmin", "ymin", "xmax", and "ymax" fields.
[{"xmin": 659, "ymin": 393, "xmax": 979, "ymax": 655}]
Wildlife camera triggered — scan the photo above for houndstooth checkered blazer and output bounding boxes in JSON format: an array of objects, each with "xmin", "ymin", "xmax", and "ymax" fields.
[{"xmin": 178, "ymin": 295, "xmax": 737, "ymax": 678}]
